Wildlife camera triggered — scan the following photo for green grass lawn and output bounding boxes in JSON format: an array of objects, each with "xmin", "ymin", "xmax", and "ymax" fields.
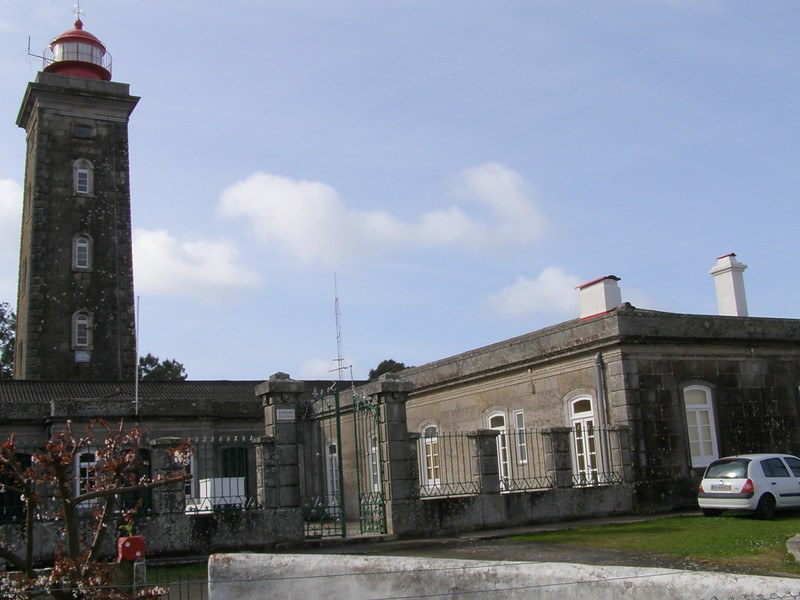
[
  {"xmin": 146, "ymin": 561, "xmax": 208, "ymax": 583},
  {"xmin": 509, "ymin": 514, "xmax": 800, "ymax": 575}
]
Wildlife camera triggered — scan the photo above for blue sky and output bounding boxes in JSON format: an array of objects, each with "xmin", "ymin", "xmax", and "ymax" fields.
[{"xmin": 1, "ymin": 1, "xmax": 798, "ymax": 381}]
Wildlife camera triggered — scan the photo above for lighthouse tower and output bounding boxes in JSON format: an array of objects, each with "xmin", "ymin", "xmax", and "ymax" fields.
[{"xmin": 13, "ymin": 15, "xmax": 138, "ymax": 381}]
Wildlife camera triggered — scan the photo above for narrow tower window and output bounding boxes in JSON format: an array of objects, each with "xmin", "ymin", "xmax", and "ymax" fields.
[
  {"xmin": 73, "ymin": 159, "xmax": 94, "ymax": 195},
  {"xmin": 72, "ymin": 235, "xmax": 92, "ymax": 270},
  {"xmin": 72, "ymin": 311, "xmax": 92, "ymax": 349},
  {"xmin": 72, "ymin": 124, "xmax": 94, "ymax": 139}
]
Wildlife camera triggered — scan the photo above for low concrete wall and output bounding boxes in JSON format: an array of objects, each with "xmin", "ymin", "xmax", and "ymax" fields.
[
  {"xmin": 208, "ymin": 553, "xmax": 800, "ymax": 600},
  {"xmin": 0, "ymin": 508, "xmax": 303, "ymax": 564},
  {"xmin": 137, "ymin": 508, "xmax": 303, "ymax": 556},
  {"xmin": 414, "ymin": 484, "xmax": 635, "ymax": 535}
]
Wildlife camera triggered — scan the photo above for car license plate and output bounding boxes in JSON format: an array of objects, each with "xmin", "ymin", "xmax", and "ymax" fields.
[{"xmin": 711, "ymin": 483, "xmax": 731, "ymax": 491}]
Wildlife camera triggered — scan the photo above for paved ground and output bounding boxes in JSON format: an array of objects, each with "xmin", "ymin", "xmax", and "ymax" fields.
[{"xmin": 298, "ymin": 512, "xmax": 778, "ymax": 576}]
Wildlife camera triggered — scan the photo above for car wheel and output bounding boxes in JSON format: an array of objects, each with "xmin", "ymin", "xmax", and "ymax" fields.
[
  {"xmin": 755, "ymin": 494, "xmax": 776, "ymax": 520},
  {"xmin": 701, "ymin": 508, "xmax": 723, "ymax": 517}
]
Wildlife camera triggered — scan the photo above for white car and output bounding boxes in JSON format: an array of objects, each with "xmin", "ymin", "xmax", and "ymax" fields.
[{"xmin": 698, "ymin": 454, "xmax": 800, "ymax": 519}]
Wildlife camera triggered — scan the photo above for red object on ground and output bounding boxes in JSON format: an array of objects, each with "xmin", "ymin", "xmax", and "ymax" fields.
[{"xmin": 117, "ymin": 536, "xmax": 146, "ymax": 561}]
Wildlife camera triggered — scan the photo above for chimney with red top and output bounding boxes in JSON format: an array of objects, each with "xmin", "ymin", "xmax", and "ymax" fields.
[{"xmin": 577, "ymin": 276, "xmax": 622, "ymax": 319}]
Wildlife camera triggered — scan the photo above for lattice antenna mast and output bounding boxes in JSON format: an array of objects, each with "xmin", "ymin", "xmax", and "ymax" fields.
[{"xmin": 330, "ymin": 275, "xmax": 351, "ymax": 381}]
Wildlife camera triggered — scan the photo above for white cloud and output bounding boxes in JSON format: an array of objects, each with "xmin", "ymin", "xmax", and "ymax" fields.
[
  {"xmin": 0, "ymin": 273, "xmax": 17, "ymax": 305},
  {"xmin": 488, "ymin": 267, "xmax": 583, "ymax": 318},
  {"xmin": 133, "ymin": 229, "xmax": 260, "ymax": 305},
  {"xmin": 298, "ymin": 358, "xmax": 334, "ymax": 380},
  {"xmin": 217, "ymin": 163, "xmax": 548, "ymax": 266},
  {"xmin": 453, "ymin": 162, "xmax": 549, "ymax": 245},
  {"xmin": 218, "ymin": 174, "xmax": 358, "ymax": 265},
  {"xmin": 0, "ymin": 180, "xmax": 22, "ymax": 303},
  {"xmin": 0, "ymin": 179, "xmax": 21, "ymax": 258}
]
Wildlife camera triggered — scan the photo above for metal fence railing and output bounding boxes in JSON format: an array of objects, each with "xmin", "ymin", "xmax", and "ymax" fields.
[
  {"xmin": 0, "ymin": 436, "xmax": 263, "ymax": 523},
  {"xmin": 499, "ymin": 429, "xmax": 554, "ymax": 493},
  {"xmin": 416, "ymin": 426, "xmax": 627, "ymax": 497},
  {"xmin": 0, "ymin": 444, "xmax": 41, "ymax": 525},
  {"xmin": 0, "ymin": 561, "xmax": 209, "ymax": 600},
  {"xmin": 417, "ymin": 431, "xmax": 480, "ymax": 498},
  {"xmin": 182, "ymin": 436, "xmax": 260, "ymax": 515}
]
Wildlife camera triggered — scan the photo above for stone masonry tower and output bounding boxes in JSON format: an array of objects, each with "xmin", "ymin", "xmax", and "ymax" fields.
[{"xmin": 13, "ymin": 17, "xmax": 138, "ymax": 381}]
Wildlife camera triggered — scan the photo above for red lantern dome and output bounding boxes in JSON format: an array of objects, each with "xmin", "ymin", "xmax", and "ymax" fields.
[{"xmin": 43, "ymin": 19, "xmax": 112, "ymax": 81}]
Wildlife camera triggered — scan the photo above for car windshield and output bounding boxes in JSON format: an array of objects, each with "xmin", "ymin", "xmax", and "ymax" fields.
[{"xmin": 705, "ymin": 458, "xmax": 750, "ymax": 479}]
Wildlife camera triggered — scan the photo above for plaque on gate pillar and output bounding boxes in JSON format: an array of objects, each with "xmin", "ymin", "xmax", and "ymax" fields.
[{"xmin": 276, "ymin": 408, "xmax": 296, "ymax": 422}]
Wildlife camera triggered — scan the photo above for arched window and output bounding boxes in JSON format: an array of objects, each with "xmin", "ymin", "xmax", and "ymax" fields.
[
  {"xmin": 488, "ymin": 412, "xmax": 510, "ymax": 491},
  {"xmin": 420, "ymin": 424, "xmax": 441, "ymax": 490},
  {"xmin": 74, "ymin": 450, "xmax": 97, "ymax": 500},
  {"xmin": 682, "ymin": 385, "xmax": 718, "ymax": 468},
  {"xmin": 72, "ymin": 311, "xmax": 92, "ymax": 349},
  {"xmin": 72, "ymin": 234, "xmax": 92, "ymax": 270},
  {"xmin": 570, "ymin": 397, "xmax": 598, "ymax": 486},
  {"xmin": 73, "ymin": 159, "xmax": 94, "ymax": 195},
  {"xmin": 20, "ymin": 258, "xmax": 26, "ymax": 296}
]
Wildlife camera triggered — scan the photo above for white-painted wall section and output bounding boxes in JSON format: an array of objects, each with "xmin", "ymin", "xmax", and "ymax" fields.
[
  {"xmin": 208, "ymin": 553, "xmax": 800, "ymax": 600},
  {"xmin": 710, "ymin": 253, "xmax": 749, "ymax": 317},
  {"xmin": 578, "ymin": 276, "xmax": 622, "ymax": 319}
]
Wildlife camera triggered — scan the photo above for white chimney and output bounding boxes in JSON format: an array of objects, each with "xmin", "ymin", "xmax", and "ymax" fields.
[
  {"xmin": 577, "ymin": 275, "xmax": 621, "ymax": 319},
  {"xmin": 709, "ymin": 253, "xmax": 748, "ymax": 317}
]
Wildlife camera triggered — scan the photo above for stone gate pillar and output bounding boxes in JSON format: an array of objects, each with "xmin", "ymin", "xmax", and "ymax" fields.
[
  {"xmin": 149, "ymin": 437, "xmax": 185, "ymax": 515},
  {"xmin": 468, "ymin": 429, "xmax": 508, "ymax": 527},
  {"xmin": 542, "ymin": 427, "xmax": 574, "ymax": 488},
  {"xmin": 253, "ymin": 435, "xmax": 277, "ymax": 509},
  {"xmin": 468, "ymin": 429, "xmax": 501, "ymax": 494},
  {"xmin": 363, "ymin": 375, "xmax": 417, "ymax": 536},
  {"xmin": 255, "ymin": 372, "xmax": 304, "ymax": 510}
]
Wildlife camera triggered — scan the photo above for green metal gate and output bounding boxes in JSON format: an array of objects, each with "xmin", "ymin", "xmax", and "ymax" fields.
[
  {"xmin": 301, "ymin": 387, "xmax": 387, "ymax": 537},
  {"xmin": 301, "ymin": 387, "xmax": 346, "ymax": 538},
  {"xmin": 352, "ymin": 392, "xmax": 387, "ymax": 534}
]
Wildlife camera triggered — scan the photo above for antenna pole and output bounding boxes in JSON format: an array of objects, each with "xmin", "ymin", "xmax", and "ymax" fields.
[
  {"xmin": 134, "ymin": 295, "xmax": 140, "ymax": 416},
  {"xmin": 330, "ymin": 274, "xmax": 351, "ymax": 381},
  {"xmin": 334, "ymin": 275, "xmax": 344, "ymax": 380}
]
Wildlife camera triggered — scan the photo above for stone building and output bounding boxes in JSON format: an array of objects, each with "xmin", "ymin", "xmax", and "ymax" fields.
[
  {"xmin": 13, "ymin": 18, "xmax": 137, "ymax": 381},
  {"xmin": 2, "ymin": 14, "xmax": 800, "ymax": 559},
  {"xmin": 397, "ymin": 274, "xmax": 800, "ymax": 510}
]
